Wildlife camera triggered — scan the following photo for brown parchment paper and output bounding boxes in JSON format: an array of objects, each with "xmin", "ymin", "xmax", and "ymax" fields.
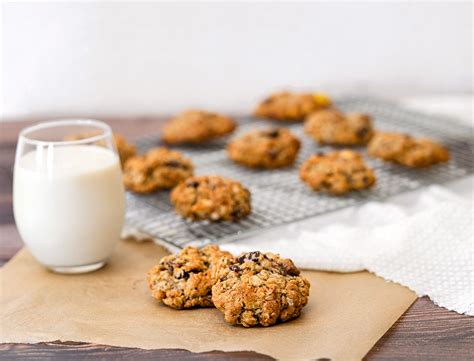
[{"xmin": 0, "ymin": 240, "xmax": 416, "ymax": 360}]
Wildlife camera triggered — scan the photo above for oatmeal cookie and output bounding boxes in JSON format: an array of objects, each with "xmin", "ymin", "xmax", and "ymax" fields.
[
  {"xmin": 148, "ymin": 245, "xmax": 234, "ymax": 309},
  {"xmin": 227, "ymin": 128, "xmax": 301, "ymax": 168},
  {"xmin": 170, "ymin": 176, "xmax": 251, "ymax": 221},
  {"xmin": 211, "ymin": 251, "xmax": 310, "ymax": 327},
  {"xmin": 113, "ymin": 134, "xmax": 137, "ymax": 166},
  {"xmin": 299, "ymin": 150, "xmax": 376, "ymax": 195},
  {"xmin": 304, "ymin": 109, "xmax": 374, "ymax": 145},
  {"xmin": 367, "ymin": 132, "xmax": 450, "ymax": 168},
  {"xmin": 65, "ymin": 132, "xmax": 136, "ymax": 166},
  {"xmin": 124, "ymin": 147, "xmax": 193, "ymax": 193},
  {"xmin": 162, "ymin": 110, "xmax": 236, "ymax": 144},
  {"xmin": 254, "ymin": 91, "xmax": 332, "ymax": 122}
]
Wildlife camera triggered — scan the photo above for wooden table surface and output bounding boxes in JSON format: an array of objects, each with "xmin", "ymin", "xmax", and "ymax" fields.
[{"xmin": 0, "ymin": 117, "xmax": 472, "ymax": 360}]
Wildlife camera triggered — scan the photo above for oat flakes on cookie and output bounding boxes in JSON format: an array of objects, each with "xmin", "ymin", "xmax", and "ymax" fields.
[
  {"xmin": 254, "ymin": 91, "xmax": 332, "ymax": 121},
  {"xmin": 170, "ymin": 175, "xmax": 251, "ymax": 222},
  {"xmin": 227, "ymin": 128, "xmax": 301, "ymax": 169},
  {"xmin": 367, "ymin": 132, "xmax": 450, "ymax": 168},
  {"xmin": 124, "ymin": 147, "xmax": 193, "ymax": 193},
  {"xmin": 148, "ymin": 245, "xmax": 234, "ymax": 309},
  {"xmin": 65, "ymin": 132, "xmax": 136, "ymax": 166},
  {"xmin": 304, "ymin": 109, "xmax": 374, "ymax": 146},
  {"xmin": 211, "ymin": 251, "xmax": 310, "ymax": 327},
  {"xmin": 299, "ymin": 150, "xmax": 376, "ymax": 195},
  {"xmin": 162, "ymin": 110, "xmax": 236, "ymax": 144}
]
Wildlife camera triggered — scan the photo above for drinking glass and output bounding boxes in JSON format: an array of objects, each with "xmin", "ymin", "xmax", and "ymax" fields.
[{"xmin": 13, "ymin": 119, "xmax": 125, "ymax": 273}]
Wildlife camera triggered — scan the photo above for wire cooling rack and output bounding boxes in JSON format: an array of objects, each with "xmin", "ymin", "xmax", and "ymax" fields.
[{"xmin": 125, "ymin": 97, "xmax": 474, "ymax": 249}]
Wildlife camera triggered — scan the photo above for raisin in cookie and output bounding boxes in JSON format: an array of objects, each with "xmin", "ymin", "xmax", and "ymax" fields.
[
  {"xmin": 254, "ymin": 91, "xmax": 332, "ymax": 121},
  {"xmin": 162, "ymin": 110, "xmax": 236, "ymax": 144},
  {"xmin": 148, "ymin": 245, "xmax": 234, "ymax": 309},
  {"xmin": 367, "ymin": 132, "xmax": 450, "ymax": 168},
  {"xmin": 304, "ymin": 109, "xmax": 374, "ymax": 145},
  {"xmin": 299, "ymin": 150, "xmax": 376, "ymax": 195},
  {"xmin": 211, "ymin": 251, "xmax": 310, "ymax": 327},
  {"xmin": 227, "ymin": 128, "xmax": 301, "ymax": 169},
  {"xmin": 65, "ymin": 132, "xmax": 136, "ymax": 166},
  {"xmin": 170, "ymin": 176, "xmax": 251, "ymax": 221},
  {"xmin": 124, "ymin": 147, "xmax": 193, "ymax": 193}
]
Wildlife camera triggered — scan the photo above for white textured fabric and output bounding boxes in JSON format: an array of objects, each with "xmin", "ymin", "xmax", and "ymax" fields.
[{"xmin": 219, "ymin": 186, "xmax": 474, "ymax": 316}]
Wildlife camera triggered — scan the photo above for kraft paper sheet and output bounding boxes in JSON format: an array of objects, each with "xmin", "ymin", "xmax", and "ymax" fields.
[{"xmin": 0, "ymin": 240, "xmax": 416, "ymax": 360}]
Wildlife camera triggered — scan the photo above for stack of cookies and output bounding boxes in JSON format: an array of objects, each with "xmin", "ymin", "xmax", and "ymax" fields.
[{"xmin": 147, "ymin": 245, "xmax": 311, "ymax": 328}]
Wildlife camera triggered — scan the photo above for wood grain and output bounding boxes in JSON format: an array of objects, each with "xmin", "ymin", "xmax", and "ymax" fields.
[
  {"xmin": 1, "ymin": 117, "xmax": 472, "ymax": 360},
  {"xmin": 0, "ymin": 342, "xmax": 275, "ymax": 361}
]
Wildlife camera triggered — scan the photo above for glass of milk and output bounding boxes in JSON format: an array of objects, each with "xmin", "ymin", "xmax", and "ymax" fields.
[{"xmin": 13, "ymin": 119, "xmax": 126, "ymax": 273}]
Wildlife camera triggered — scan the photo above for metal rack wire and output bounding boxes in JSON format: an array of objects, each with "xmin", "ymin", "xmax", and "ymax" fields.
[{"xmin": 125, "ymin": 97, "xmax": 474, "ymax": 249}]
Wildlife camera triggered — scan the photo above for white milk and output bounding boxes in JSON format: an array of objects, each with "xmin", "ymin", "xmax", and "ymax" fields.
[{"xmin": 13, "ymin": 145, "xmax": 125, "ymax": 267}]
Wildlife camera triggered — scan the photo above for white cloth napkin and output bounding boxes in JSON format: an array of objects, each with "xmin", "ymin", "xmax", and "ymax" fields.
[{"xmin": 220, "ymin": 186, "xmax": 473, "ymax": 316}]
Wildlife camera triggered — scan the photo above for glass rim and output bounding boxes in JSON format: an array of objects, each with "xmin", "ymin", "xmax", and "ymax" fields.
[{"xmin": 18, "ymin": 119, "xmax": 113, "ymax": 146}]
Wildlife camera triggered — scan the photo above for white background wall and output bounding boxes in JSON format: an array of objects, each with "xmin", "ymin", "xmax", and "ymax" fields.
[{"xmin": 2, "ymin": 1, "xmax": 472, "ymax": 120}]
